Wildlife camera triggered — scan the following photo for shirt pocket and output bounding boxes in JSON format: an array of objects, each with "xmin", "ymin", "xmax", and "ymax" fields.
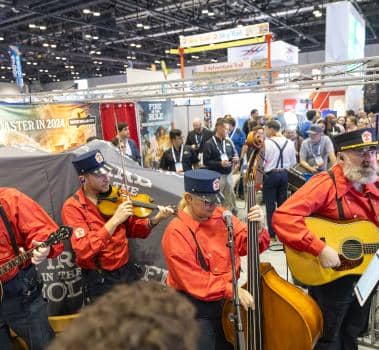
[{"xmin": 208, "ymin": 249, "xmax": 231, "ymax": 275}]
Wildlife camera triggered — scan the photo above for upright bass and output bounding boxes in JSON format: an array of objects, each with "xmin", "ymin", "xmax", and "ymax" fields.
[{"xmin": 222, "ymin": 149, "xmax": 323, "ymax": 349}]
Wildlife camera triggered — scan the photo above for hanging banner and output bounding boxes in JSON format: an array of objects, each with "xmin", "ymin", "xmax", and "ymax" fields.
[
  {"xmin": 137, "ymin": 101, "xmax": 174, "ymax": 168},
  {"xmin": 0, "ymin": 103, "xmax": 98, "ymax": 152},
  {"xmin": 8, "ymin": 45, "xmax": 24, "ymax": 90},
  {"xmin": 179, "ymin": 22, "xmax": 269, "ymax": 48}
]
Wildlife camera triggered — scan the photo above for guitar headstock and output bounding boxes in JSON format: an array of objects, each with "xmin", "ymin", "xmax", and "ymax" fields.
[{"xmin": 44, "ymin": 226, "xmax": 73, "ymax": 246}]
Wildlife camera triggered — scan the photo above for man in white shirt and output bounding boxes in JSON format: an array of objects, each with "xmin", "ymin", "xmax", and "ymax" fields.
[{"xmin": 263, "ymin": 120, "xmax": 297, "ymax": 239}]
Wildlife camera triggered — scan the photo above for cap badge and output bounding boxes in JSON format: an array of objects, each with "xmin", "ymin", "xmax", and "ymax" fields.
[
  {"xmin": 95, "ymin": 152, "xmax": 104, "ymax": 164},
  {"xmin": 361, "ymin": 131, "xmax": 372, "ymax": 143},
  {"xmin": 212, "ymin": 178, "xmax": 220, "ymax": 191}
]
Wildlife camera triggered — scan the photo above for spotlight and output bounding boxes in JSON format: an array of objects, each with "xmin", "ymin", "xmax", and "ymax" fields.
[{"xmin": 313, "ymin": 5, "xmax": 322, "ymax": 18}]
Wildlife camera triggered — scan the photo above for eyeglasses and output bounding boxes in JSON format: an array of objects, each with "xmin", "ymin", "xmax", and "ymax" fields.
[
  {"xmin": 354, "ymin": 148, "xmax": 377, "ymax": 156},
  {"xmin": 192, "ymin": 195, "xmax": 216, "ymax": 207}
]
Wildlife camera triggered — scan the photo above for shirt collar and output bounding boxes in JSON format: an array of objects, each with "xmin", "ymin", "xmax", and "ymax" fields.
[{"xmin": 333, "ymin": 164, "xmax": 379, "ymax": 198}]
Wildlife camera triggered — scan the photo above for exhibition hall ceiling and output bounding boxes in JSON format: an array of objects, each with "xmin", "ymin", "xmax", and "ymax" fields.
[{"xmin": 0, "ymin": 0, "xmax": 378, "ymax": 85}]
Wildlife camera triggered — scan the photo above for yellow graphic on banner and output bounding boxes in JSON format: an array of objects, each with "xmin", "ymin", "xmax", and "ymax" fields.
[
  {"xmin": 0, "ymin": 103, "xmax": 97, "ymax": 153},
  {"xmin": 170, "ymin": 36, "xmax": 266, "ymax": 54}
]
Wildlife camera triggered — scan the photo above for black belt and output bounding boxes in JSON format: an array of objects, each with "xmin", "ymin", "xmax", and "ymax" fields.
[{"xmin": 266, "ymin": 168, "xmax": 287, "ymax": 174}]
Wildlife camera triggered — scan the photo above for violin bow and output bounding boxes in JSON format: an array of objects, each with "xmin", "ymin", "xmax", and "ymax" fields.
[{"xmin": 113, "ymin": 109, "xmax": 130, "ymax": 198}]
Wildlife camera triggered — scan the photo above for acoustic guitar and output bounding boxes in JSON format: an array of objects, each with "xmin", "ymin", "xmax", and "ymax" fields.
[
  {"xmin": 285, "ymin": 217, "xmax": 379, "ymax": 286},
  {"xmin": 0, "ymin": 226, "xmax": 72, "ymax": 301}
]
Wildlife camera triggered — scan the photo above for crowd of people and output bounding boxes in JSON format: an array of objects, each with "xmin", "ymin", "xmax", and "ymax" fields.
[{"xmin": 1, "ymin": 106, "xmax": 377, "ymax": 350}]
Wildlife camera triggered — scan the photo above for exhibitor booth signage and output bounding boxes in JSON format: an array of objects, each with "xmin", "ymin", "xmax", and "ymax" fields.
[
  {"xmin": 137, "ymin": 100, "xmax": 174, "ymax": 168},
  {"xmin": 0, "ymin": 103, "xmax": 98, "ymax": 152}
]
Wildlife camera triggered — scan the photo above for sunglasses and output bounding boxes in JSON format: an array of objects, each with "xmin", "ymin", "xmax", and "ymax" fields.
[{"xmin": 192, "ymin": 195, "xmax": 216, "ymax": 207}]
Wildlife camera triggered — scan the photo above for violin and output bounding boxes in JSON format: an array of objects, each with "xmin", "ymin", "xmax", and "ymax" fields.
[{"xmin": 97, "ymin": 186, "xmax": 176, "ymax": 218}]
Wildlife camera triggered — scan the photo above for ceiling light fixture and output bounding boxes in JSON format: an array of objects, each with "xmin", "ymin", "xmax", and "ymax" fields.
[
  {"xmin": 85, "ymin": 34, "xmax": 92, "ymax": 39},
  {"xmin": 96, "ymin": 51, "xmax": 101, "ymax": 55},
  {"xmin": 165, "ymin": 49, "xmax": 170, "ymax": 54},
  {"xmin": 0, "ymin": 37, "xmax": 4, "ymax": 41},
  {"xmin": 39, "ymin": 26, "xmax": 46, "ymax": 30},
  {"xmin": 42, "ymin": 43, "xmax": 49, "ymax": 47},
  {"xmin": 136, "ymin": 23, "xmax": 143, "ymax": 28},
  {"xmin": 143, "ymin": 25, "xmax": 150, "ymax": 30},
  {"xmin": 93, "ymin": 36, "xmax": 99, "ymax": 40},
  {"xmin": 83, "ymin": 9, "xmax": 91, "ymax": 14},
  {"xmin": 130, "ymin": 43, "xmax": 136, "ymax": 47},
  {"xmin": 208, "ymin": 10, "xmax": 215, "ymax": 16},
  {"xmin": 201, "ymin": 9, "xmax": 208, "ymax": 14},
  {"xmin": 51, "ymin": 44, "xmax": 56, "ymax": 48},
  {"xmin": 93, "ymin": 12, "xmax": 100, "ymax": 16},
  {"xmin": 29, "ymin": 24, "xmax": 36, "ymax": 28},
  {"xmin": 136, "ymin": 44, "xmax": 142, "ymax": 48},
  {"xmin": 313, "ymin": 5, "xmax": 322, "ymax": 18}
]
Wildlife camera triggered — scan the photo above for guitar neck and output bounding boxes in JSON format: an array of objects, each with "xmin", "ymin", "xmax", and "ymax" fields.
[
  {"xmin": 364, "ymin": 243, "xmax": 379, "ymax": 254},
  {"xmin": 0, "ymin": 244, "xmax": 45, "ymax": 277}
]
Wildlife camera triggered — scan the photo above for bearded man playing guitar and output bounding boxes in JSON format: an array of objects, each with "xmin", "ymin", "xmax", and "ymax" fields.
[
  {"xmin": 0, "ymin": 187, "xmax": 64, "ymax": 350},
  {"xmin": 273, "ymin": 127, "xmax": 379, "ymax": 350}
]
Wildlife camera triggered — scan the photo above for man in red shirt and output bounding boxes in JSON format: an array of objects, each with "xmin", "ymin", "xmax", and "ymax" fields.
[
  {"xmin": 0, "ymin": 188, "xmax": 63, "ymax": 350},
  {"xmin": 62, "ymin": 149, "xmax": 174, "ymax": 303},
  {"xmin": 273, "ymin": 127, "xmax": 379, "ymax": 350},
  {"xmin": 162, "ymin": 169, "xmax": 270, "ymax": 350}
]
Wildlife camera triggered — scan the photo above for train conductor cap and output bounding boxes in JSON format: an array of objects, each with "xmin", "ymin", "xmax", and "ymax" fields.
[
  {"xmin": 184, "ymin": 169, "xmax": 224, "ymax": 205},
  {"xmin": 72, "ymin": 149, "xmax": 112, "ymax": 175},
  {"xmin": 333, "ymin": 127, "xmax": 378, "ymax": 153}
]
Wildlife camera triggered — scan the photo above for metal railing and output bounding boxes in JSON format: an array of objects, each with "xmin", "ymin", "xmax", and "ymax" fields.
[{"xmin": 1, "ymin": 56, "xmax": 379, "ymax": 104}]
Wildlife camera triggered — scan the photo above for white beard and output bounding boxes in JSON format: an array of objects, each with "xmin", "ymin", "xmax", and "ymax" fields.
[{"xmin": 342, "ymin": 157, "xmax": 378, "ymax": 185}]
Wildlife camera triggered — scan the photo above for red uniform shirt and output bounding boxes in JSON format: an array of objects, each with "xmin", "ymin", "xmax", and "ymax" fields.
[
  {"xmin": 0, "ymin": 187, "xmax": 62, "ymax": 283},
  {"xmin": 273, "ymin": 164, "xmax": 379, "ymax": 256},
  {"xmin": 61, "ymin": 187, "xmax": 151, "ymax": 271},
  {"xmin": 162, "ymin": 206, "xmax": 270, "ymax": 301}
]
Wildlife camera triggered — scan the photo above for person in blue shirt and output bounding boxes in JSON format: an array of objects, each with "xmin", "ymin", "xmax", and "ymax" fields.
[
  {"xmin": 117, "ymin": 122, "xmax": 141, "ymax": 164},
  {"xmin": 299, "ymin": 110, "xmax": 318, "ymax": 139},
  {"xmin": 223, "ymin": 115, "xmax": 246, "ymax": 157}
]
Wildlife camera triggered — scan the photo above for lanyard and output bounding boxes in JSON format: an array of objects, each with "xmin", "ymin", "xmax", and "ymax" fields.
[
  {"xmin": 213, "ymin": 136, "xmax": 226, "ymax": 155},
  {"xmin": 311, "ymin": 143, "xmax": 321, "ymax": 158},
  {"xmin": 171, "ymin": 145, "xmax": 184, "ymax": 163},
  {"xmin": 195, "ymin": 133, "xmax": 203, "ymax": 145},
  {"xmin": 229, "ymin": 127, "xmax": 236, "ymax": 140}
]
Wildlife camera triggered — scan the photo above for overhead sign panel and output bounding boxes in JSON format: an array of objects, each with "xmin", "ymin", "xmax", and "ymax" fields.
[
  {"xmin": 193, "ymin": 60, "xmax": 252, "ymax": 74},
  {"xmin": 171, "ymin": 36, "xmax": 266, "ymax": 55},
  {"xmin": 179, "ymin": 22, "xmax": 269, "ymax": 48}
]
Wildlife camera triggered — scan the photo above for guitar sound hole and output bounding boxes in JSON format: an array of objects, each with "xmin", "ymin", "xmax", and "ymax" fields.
[{"xmin": 341, "ymin": 240, "xmax": 363, "ymax": 260}]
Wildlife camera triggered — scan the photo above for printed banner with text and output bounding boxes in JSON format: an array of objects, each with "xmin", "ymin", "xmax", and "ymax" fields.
[
  {"xmin": 137, "ymin": 101, "xmax": 174, "ymax": 168},
  {"xmin": 0, "ymin": 103, "xmax": 98, "ymax": 152}
]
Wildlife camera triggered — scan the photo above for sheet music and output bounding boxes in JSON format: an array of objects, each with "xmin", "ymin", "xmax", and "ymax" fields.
[{"xmin": 354, "ymin": 250, "xmax": 379, "ymax": 307}]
